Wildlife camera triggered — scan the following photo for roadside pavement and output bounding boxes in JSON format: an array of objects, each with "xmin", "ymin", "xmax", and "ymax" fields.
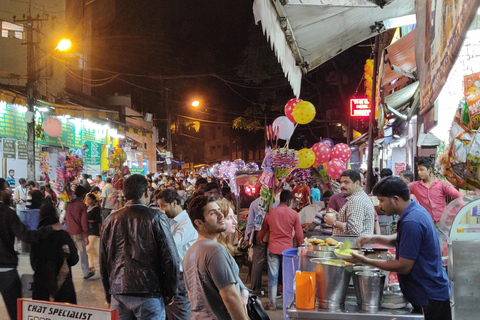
[{"xmin": 1, "ymin": 253, "xmax": 284, "ymax": 320}]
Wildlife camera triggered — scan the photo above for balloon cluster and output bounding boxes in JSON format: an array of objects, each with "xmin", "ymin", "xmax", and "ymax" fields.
[
  {"xmin": 211, "ymin": 159, "xmax": 259, "ymax": 196},
  {"xmin": 269, "ymin": 98, "xmax": 317, "ymax": 143},
  {"xmin": 364, "ymin": 59, "xmax": 374, "ymax": 100}
]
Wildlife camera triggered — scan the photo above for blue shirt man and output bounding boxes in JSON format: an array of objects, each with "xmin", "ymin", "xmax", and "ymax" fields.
[
  {"xmin": 6, "ymin": 170, "xmax": 15, "ymax": 188},
  {"xmin": 349, "ymin": 177, "xmax": 451, "ymax": 320}
]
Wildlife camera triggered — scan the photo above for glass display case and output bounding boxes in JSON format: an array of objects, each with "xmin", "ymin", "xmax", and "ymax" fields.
[{"xmin": 437, "ymin": 197, "xmax": 480, "ymax": 320}]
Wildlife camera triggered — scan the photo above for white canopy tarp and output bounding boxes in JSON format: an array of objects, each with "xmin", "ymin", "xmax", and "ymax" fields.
[{"xmin": 253, "ymin": 0, "xmax": 415, "ymax": 97}]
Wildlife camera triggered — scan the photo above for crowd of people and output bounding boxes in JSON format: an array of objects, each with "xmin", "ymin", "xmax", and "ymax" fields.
[{"xmin": 0, "ymin": 156, "xmax": 459, "ymax": 320}]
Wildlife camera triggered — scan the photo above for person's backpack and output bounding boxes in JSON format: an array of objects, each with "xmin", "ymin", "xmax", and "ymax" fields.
[{"xmin": 247, "ymin": 294, "xmax": 270, "ymax": 320}]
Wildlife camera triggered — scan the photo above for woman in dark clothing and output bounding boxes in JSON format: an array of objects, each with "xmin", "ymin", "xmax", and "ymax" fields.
[
  {"xmin": 30, "ymin": 204, "xmax": 79, "ymax": 303},
  {"xmin": 85, "ymin": 193, "xmax": 101, "ymax": 272}
]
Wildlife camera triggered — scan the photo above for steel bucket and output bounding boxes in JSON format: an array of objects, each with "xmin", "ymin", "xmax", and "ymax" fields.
[
  {"xmin": 356, "ymin": 271, "xmax": 386, "ymax": 311},
  {"xmin": 313, "ymin": 259, "xmax": 353, "ymax": 309},
  {"xmin": 352, "ymin": 266, "xmax": 380, "ymax": 306}
]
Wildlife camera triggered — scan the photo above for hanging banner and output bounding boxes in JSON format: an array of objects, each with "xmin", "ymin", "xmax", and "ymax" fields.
[{"xmin": 416, "ymin": 0, "xmax": 480, "ymax": 115}]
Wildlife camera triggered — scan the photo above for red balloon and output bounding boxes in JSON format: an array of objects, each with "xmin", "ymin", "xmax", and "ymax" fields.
[
  {"xmin": 311, "ymin": 142, "xmax": 331, "ymax": 164},
  {"xmin": 331, "ymin": 143, "xmax": 352, "ymax": 163},
  {"xmin": 326, "ymin": 159, "xmax": 346, "ymax": 179},
  {"xmin": 284, "ymin": 98, "xmax": 302, "ymax": 124}
]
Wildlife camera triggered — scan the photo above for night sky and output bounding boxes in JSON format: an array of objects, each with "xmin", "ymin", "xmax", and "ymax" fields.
[{"xmin": 90, "ymin": 0, "xmax": 372, "ymax": 149}]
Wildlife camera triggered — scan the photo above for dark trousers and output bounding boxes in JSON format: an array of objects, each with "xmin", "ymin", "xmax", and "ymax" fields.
[
  {"xmin": 0, "ymin": 269, "xmax": 22, "ymax": 320},
  {"xmin": 422, "ymin": 299, "xmax": 452, "ymax": 320},
  {"xmin": 165, "ymin": 272, "xmax": 191, "ymax": 320},
  {"xmin": 250, "ymin": 233, "xmax": 267, "ymax": 292}
]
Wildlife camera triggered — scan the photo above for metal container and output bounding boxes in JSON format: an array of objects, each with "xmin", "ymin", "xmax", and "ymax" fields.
[
  {"xmin": 298, "ymin": 247, "xmax": 335, "ymax": 271},
  {"xmin": 352, "ymin": 266, "xmax": 380, "ymax": 306},
  {"xmin": 356, "ymin": 271, "xmax": 386, "ymax": 311},
  {"xmin": 313, "ymin": 259, "xmax": 353, "ymax": 309}
]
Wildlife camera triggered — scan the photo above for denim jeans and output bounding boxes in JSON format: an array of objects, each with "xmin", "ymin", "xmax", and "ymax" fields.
[
  {"xmin": 111, "ymin": 294, "xmax": 165, "ymax": 320},
  {"xmin": 267, "ymin": 252, "xmax": 282, "ymax": 308},
  {"xmin": 0, "ymin": 269, "xmax": 22, "ymax": 320},
  {"xmin": 165, "ymin": 273, "xmax": 190, "ymax": 320},
  {"xmin": 71, "ymin": 234, "xmax": 90, "ymax": 277}
]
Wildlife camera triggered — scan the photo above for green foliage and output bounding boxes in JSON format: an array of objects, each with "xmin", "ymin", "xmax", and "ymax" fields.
[{"xmin": 232, "ymin": 117, "xmax": 261, "ymax": 132}]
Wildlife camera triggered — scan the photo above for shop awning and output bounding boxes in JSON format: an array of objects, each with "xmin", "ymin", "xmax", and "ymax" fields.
[
  {"xmin": 383, "ymin": 81, "xmax": 419, "ymax": 119},
  {"xmin": 382, "ymin": 29, "xmax": 417, "ymax": 87},
  {"xmin": 253, "ymin": 0, "xmax": 415, "ymax": 96},
  {"xmin": 350, "ymin": 132, "xmax": 368, "ymax": 146}
]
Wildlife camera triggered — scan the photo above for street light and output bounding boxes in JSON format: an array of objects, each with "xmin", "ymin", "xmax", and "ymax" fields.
[
  {"xmin": 56, "ymin": 39, "xmax": 72, "ymax": 52},
  {"xmin": 191, "ymin": 100, "xmax": 200, "ymax": 107},
  {"xmin": 25, "ymin": 34, "xmax": 73, "ymax": 181}
]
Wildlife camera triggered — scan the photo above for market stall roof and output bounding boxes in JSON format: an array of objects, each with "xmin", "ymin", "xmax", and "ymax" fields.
[
  {"xmin": 383, "ymin": 81, "xmax": 419, "ymax": 119},
  {"xmin": 383, "ymin": 29, "xmax": 416, "ymax": 86},
  {"xmin": 253, "ymin": 0, "xmax": 415, "ymax": 96}
]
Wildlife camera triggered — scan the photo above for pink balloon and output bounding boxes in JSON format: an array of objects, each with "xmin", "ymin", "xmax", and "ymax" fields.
[
  {"xmin": 311, "ymin": 142, "xmax": 331, "ymax": 164},
  {"xmin": 44, "ymin": 116, "xmax": 62, "ymax": 138},
  {"xmin": 326, "ymin": 159, "xmax": 346, "ymax": 179},
  {"xmin": 284, "ymin": 98, "xmax": 302, "ymax": 124},
  {"xmin": 331, "ymin": 143, "xmax": 352, "ymax": 163}
]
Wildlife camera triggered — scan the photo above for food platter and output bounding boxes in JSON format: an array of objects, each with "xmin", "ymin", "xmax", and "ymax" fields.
[
  {"xmin": 334, "ymin": 248, "xmax": 358, "ymax": 260},
  {"xmin": 305, "ymin": 237, "xmax": 340, "ymax": 251}
]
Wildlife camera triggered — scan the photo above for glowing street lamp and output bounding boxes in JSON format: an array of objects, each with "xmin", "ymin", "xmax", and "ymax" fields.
[
  {"xmin": 191, "ymin": 100, "xmax": 200, "ymax": 107},
  {"xmin": 56, "ymin": 39, "xmax": 72, "ymax": 52}
]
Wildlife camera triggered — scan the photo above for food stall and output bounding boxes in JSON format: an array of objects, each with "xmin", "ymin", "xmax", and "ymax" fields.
[
  {"xmin": 437, "ymin": 197, "xmax": 480, "ymax": 320},
  {"xmin": 285, "ymin": 235, "xmax": 423, "ymax": 320}
]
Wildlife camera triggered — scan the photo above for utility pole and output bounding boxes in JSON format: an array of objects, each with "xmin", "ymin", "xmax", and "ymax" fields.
[
  {"xmin": 26, "ymin": 15, "xmax": 36, "ymax": 182},
  {"xmin": 366, "ymin": 28, "xmax": 381, "ymax": 193},
  {"xmin": 14, "ymin": 14, "xmax": 47, "ymax": 182},
  {"xmin": 165, "ymin": 87, "xmax": 172, "ymax": 176}
]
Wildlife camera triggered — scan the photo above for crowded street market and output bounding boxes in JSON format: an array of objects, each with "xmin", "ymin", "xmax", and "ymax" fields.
[{"xmin": 1, "ymin": 1, "xmax": 480, "ymax": 320}]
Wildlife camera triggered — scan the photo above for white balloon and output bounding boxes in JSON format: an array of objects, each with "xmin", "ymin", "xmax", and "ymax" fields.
[{"xmin": 272, "ymin": 116, "xmax": 295, "ymax": 140}]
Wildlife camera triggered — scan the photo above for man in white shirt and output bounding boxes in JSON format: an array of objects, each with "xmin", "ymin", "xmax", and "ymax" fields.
[
  {"xmin": 92, "ymin": 175, "xmax": 105, "ymax": 191},
  {"xmin": 13, "ymin": 178, "xmax": 28, "ymax": 212},
  {"xmin": 157, "ymin": 189, "xmax": 198, "ymax": 320},
  {"xmin": 100, "ymin": 177, "xmax": 115, "ymax": 222}
]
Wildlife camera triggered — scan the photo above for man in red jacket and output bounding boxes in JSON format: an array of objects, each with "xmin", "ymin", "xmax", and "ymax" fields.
[{"xmin": 258, "ymin": 190, "xmax": 303, "ymax": 310}]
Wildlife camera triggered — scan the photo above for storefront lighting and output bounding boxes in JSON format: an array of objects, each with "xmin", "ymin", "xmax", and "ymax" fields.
[
  {"xmin": 13, "ymin": 104, "xmax": 26, "ymax": 113},
  {"xmin": 36, "ymin": 107, "xmax": 49, "ymax": 112},
  {"xmin": 0, "ymin": 101, "xmax": 6, "ymax": 111}
]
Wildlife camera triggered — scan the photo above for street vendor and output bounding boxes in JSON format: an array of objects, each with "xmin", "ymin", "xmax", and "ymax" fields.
[
  {"xmin": 350, "ymin": 176, "xmax": 451, "ymax": 320},
  {"xmin": 409, "ymin": 157, "xmax": 463, "ymax": 227}
]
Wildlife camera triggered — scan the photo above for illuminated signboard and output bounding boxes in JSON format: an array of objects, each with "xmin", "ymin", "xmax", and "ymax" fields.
[{"xmin": 350, "ymin": 98, "xmax": 371, "ymax": 117}]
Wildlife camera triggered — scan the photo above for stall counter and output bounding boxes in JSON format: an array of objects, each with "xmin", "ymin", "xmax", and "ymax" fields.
[{"xmin": 287, "ymin": 298, "xmax": 423, "ymax": 320}]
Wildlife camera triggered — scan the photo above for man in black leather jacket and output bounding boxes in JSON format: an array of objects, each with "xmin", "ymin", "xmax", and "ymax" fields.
[{"xmin": 100, "ymin": 174, "xmax": 180, "ymax": 319}]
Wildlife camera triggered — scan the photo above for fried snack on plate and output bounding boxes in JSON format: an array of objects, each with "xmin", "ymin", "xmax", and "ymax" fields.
[{"xmin": 325, "ymin": 237, "xmax": 339, "ymax": 246}]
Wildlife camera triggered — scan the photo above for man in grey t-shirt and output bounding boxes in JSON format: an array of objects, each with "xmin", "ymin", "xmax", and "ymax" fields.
[{"xmin": 183, "ymin": 196, "xmax": 249, "ymax": 320}]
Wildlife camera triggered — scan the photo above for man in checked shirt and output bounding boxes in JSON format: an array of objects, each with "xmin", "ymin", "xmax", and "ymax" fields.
[{"xmin": 325, "ymin": 170, "xmax": 375, "ymax": 235}]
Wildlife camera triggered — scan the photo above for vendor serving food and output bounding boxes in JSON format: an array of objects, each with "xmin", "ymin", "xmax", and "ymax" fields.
[{"xmin": 346, "ymin": 177, "xmax": 451, "ymax": 320}]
